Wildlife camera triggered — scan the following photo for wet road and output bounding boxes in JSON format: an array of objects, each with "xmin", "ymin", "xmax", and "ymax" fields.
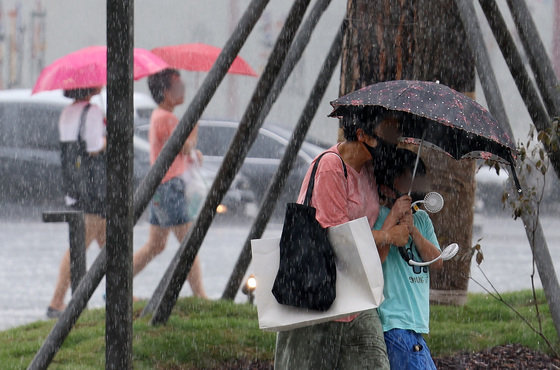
[
  {"xmin": 0, "ymin": 210, "xmax": 283, "ymax": 331},
  {"xmin": 0, "ymin": 210, "xmax": 559, "ymax": 331}
]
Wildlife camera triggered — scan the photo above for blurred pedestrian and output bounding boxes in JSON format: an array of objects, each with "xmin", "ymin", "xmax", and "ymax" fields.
[
  {"xmin": 47, "ymin": 86, "xmax": 107, "ymax": 318},
  {"xmin": 132, "ymin": 68, "xmax": 207, "ymax": 298}
]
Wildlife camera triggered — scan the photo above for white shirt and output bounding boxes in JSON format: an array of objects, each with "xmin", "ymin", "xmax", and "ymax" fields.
[{"xmin": 58, "ymin": 101, "xmax": 105, "ymax": 153}]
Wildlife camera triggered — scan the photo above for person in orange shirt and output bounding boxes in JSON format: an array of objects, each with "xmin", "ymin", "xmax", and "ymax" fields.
[{"xmin": 132, "ymin": 69, "xmax": 207, "ymax": 298}]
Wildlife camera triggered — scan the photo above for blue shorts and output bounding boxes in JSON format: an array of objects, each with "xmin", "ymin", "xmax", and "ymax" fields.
[
  {"xmin": 384, "ymin": 328, "xmax": 436, "ymax": 370},
  {"xmin": 149, "ymin": 177, "xmax": 191, "ymax": 227}
]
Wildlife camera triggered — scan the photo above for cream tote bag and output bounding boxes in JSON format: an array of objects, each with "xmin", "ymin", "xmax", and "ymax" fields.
[{"xmin": 251, "ymin": 216, "xmax": 384, "ymax": 332}]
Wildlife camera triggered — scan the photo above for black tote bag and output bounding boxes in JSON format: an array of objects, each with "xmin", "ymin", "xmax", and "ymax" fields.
[{"xmin": 272, "ymin": 152, "xmax": 347, "ymax": 311}]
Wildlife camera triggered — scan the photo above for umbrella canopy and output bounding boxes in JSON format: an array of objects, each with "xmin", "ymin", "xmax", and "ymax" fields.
[
  {"xmin": 151, "ymin": 43, "xmax": 257, "ymax": 77},
  {"xmin": 329, "ymin": 80, "xmax": 521, "ymax": 191},
  {"xmin": 32, "ymin": 46, "xmax": 169, "ymax": 94}
]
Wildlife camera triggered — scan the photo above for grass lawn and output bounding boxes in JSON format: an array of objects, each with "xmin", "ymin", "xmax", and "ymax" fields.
[
  {"xmin": 428, "ymin": 289, "xmax": 558, "ymax": 357},
  {"xmin": 0, "ymin": 290, "xmax": 558, "ymax": 369}
]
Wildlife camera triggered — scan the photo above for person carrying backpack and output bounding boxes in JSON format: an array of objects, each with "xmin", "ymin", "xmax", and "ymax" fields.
[{"xmin": 47, "ymin": 86, "xmax": 107, "ymax": 318}]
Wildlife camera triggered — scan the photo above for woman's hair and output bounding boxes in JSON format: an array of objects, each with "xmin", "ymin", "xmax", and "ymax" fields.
[
  {"xmin": 374, "ymin": 148, "xmax": 426, "ymax": 188},
  {"xmin": 341, "ymin": 107, "xmax": 398, "ymax": 141},
  {"xmin": 147, "ymin": 68, "xmax": 180, "ymax": 104},
  {"xmin": 63, "ymin": 87, "xmax": 100, "ymax": 100}
]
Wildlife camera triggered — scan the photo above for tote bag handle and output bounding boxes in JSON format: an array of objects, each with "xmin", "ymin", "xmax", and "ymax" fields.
[{"xmin": 303, "ymin": 151, "xmax": 348, "ymax": 207}]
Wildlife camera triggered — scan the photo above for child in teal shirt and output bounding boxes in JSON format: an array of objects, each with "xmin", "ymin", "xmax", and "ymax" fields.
[{"xmin": 373, "ymin": 149, "xmax": 442, "ymax": 370}]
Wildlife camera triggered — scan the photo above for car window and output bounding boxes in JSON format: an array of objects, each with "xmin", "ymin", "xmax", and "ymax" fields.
[
  {"xmin": 247, "ymin": 133, "xmax": 285, "ymax": 159},
  {"xmin": 16, "ymin": 104, "xmax": 62, "ymax": 150},
  {"xmin": 197, "ymin": 126, "xmax": 236, "ymax": 156},
  {"xmin": 198, "ymin": 124, "xmax": 286, "ymax": 159}
]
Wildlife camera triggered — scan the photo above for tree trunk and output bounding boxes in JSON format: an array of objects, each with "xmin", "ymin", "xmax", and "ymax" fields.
[{"xmin": 340, "ymin": 0, "xmax": 476, "ymax": 305}]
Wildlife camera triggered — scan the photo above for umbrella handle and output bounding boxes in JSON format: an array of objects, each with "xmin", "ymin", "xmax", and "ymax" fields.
[{"xmin": 408, "ymin": 128, "xmax": 426, "ymax": 196}]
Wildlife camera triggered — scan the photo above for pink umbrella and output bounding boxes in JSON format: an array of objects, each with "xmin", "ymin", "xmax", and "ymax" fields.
[
  {"xmin": 151, "ymin": 43, "xmax": 257, "ymax": 77},
  {"xmin": 32, "ymin": 46, "xmax": 169, "ymax": 94}
]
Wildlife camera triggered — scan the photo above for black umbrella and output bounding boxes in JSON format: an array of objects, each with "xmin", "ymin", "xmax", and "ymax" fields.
[{"xmin": 329, "ymin": 80, "xmax": 521, "ymax": 193}]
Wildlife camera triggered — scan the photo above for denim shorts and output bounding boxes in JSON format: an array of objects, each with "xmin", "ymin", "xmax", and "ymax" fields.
[
  {"xmin": 149, "ymin": 177, "xmax": 191, "ymax": 227},
  {"xmin": 384, "ymin": 328, "xmax": 436, "ymax": 370}
]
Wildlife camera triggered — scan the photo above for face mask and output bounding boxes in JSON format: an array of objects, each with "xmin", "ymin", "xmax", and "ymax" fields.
[{"xmin": 363, "ymin": 135, "xmax": 397, "ymax": 162}]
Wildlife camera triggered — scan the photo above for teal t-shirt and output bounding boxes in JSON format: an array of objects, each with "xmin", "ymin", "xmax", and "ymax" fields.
[{"xmin": 374, "ymin": 206, "xmax": 440, "ymax": 334}]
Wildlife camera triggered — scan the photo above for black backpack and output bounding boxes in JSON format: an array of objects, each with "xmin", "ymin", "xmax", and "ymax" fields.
[{"xmin": 60, "ymin": 104, "xmax": 91, "ymax": 202}]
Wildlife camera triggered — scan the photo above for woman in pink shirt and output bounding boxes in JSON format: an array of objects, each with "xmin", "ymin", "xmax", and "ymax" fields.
[
  {"xmin": 132, "ymin": 69, "xmax": 207, "ymax": 298},
  {"xmin": 274, "ymin": 112, "xmax": 411, "ymax": 369}
]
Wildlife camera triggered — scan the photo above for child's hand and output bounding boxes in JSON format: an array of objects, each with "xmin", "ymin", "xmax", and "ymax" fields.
[
  {"xmin": 387, "ymin": 224, "xmax": 410, "ymax": 247},
  {"xmin": 401, "ymin": 209, "xmax": 421, "ymax": 241},
  {"xmin": 389, "ymin": 195, "xmax": 412, "ymax": 220},
  {"xmin": 401, "ymin": 209, "xmax": 414, "ymax": 229}
]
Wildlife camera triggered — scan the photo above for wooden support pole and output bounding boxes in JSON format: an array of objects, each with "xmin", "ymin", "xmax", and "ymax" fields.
[
  {"xmin": 478, "ymin": 0, "xmax": 560, "ymax": 179},
  {"xmin": 506, "ymin": 0, "xmax": 560, "ymax": 117},
  {"xmin": 105, "ymin": 0, "xmax": 134, "ymax": 368},
  {"xmin": 453, "ymin": 0, "xmax": 511, "ymax": 138},
  {"xmin": 132, "ymin": 0, "xmax": 272, "ymax": 223},
  {"xmin": 147, "ymin": 0, "xmax": 312, "ymax": 326},
  {"xmin": 27, "ymin": 0, "xmax": 269, "ymax": 367},
  {"xmin": 222, "ymin": 19, "xmax": 345, "ymax": 301},
  {"xmin": 221, "ymin": 0, "xmax": 336, "ymax": 300},
  {"xmin": 42, "ymin": 211, "xmax": 86, "ymax": 294},
  {"xmin": 460, "ymin": 0, "xmax": 560, "ymax": 343}
]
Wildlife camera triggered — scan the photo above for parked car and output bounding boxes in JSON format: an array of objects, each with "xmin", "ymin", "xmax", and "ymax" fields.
[
  {"xmin": 0, "ymin": 89, "xmax": 156, "ymax": 207},
  {"xmin": 134, "ymin": 119, "xmax": 326, "ymax": 219}
]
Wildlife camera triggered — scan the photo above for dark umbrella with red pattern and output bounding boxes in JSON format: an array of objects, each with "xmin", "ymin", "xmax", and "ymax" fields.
[{"xmin": 329, "ymin": 80, "xmax": 521, "ymax": 193}]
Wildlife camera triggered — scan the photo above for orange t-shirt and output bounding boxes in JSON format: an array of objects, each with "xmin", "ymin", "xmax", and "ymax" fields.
[{"xmin": 149, "ymin": 108, "xmax": 188, "ymax": 184}]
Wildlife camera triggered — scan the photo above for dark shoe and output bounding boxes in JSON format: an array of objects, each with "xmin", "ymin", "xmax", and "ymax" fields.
[{"xmin": 46, "ymin": 306, "xmax": 63, "ymax": 319}]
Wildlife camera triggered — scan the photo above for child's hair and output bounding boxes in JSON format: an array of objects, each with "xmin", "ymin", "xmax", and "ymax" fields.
[
  {"xmin": 147, "ymin": 68, "xmax": 180, "ymax": 104},
  {"xmin": 63, "ymin": 87, "xmax": 100, "ymax": 100},
  {"xmin": 374, "ymin": 148, "xmax": 426, "ymax": 188},
  {"xmin": 340, "ymin": 107, "xmax": 400, "ymax": 141}
]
